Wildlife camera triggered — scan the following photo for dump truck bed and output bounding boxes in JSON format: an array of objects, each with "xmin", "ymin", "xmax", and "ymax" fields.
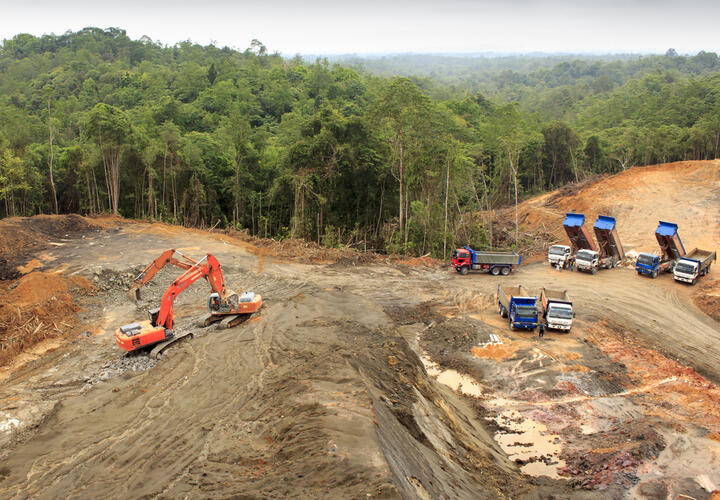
[
  {"xmin": 563, "ymin": 213, "xmax": 598, "ymax": 252},
  {"xmin": 497, "ymin": 284, "xmax": 532, "ymax": 310},
  {"xmin": 541, "ymin": 288, "xmax": 571, "ymax": 307},
  {"xmin": 655, "ymin": 221, "xmax": 686, "ymax": 261},
  {"xmin": 472, "ymin": 250, "xmax": 521, "ymax": 266},
  {"xmin": 683, "ymin": 248, "xmax": 717, "ymax": 268},
  {"xmin": 593, "ymin": 215, "xmax": 625, "ymax": 260}
]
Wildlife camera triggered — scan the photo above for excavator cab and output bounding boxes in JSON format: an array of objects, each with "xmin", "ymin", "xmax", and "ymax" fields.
[
  {"xmin": 208, "ymin": 293, "xmax": 221, "ymax": 313},
  {"xmin": 149, "ymin": 307, "xmax": 161, "ymax": 327}
]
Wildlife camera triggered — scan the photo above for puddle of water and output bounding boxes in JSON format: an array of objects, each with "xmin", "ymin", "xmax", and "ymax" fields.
[
  {"xmin": 493, "ymin": 409, "xmax": 566, "ymax": 479},
  {"xmin": 421, "ymin": 354, "xmax": 483, "ymax": 397}
]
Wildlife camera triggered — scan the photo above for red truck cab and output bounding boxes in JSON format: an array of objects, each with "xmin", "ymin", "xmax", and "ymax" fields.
[{"xmin": 452, "ymin": 248, "xmax": 472, "ymax": 273}]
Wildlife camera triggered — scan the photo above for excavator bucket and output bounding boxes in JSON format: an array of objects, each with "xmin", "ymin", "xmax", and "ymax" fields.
[{"xmin": 128, "ymin": 286, "xmax": 141, "ymax": 303}]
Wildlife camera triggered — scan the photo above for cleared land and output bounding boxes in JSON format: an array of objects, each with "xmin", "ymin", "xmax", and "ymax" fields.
[{"xmin": 1, "ymin": 161, "xmax": 719, "ymax": 499}]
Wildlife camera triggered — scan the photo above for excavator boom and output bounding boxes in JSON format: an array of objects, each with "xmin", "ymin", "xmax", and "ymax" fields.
[{"xmin": 129, "ymin": 249, "xmax": 198, "ymax": 301}]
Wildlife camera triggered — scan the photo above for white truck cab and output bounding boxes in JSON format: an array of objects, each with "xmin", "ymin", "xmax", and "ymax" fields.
[
  {"xmin": 575, "ymin": 249, "xmax": 599, "ymax": 274},
  {"xmin": 548, "ymin": 245, "xmax": 571, "ymax": 266},
  {"xmin": 545, "ymin": 302, "xmax": 573, "ymax": 330}
]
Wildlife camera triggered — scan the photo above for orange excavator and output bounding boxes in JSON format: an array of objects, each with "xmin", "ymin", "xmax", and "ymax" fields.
[{"xmin": 115, "ymin": 249, "xmax": 262, "ymax": 355}]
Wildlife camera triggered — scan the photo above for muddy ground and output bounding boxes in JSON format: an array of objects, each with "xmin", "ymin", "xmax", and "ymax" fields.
[{"xmin": 0, "ymin": 213, "xmax": 718, "ymax": 499}]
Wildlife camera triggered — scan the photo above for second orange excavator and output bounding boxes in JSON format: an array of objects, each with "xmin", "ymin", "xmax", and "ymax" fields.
[{"xmin": 115, "ymin": 249, "xmax": 261, "ymax": 356}]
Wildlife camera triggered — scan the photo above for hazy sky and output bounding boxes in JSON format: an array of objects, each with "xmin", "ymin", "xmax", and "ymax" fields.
[{"xmin": 1, "ymin": 0, "xmax": 718, "ymax": 55}]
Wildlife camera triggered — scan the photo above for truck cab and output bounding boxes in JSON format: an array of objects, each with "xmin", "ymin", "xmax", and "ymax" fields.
[
  {"xmin": 575, "ymin": 249, "xmax": 599, "ymax": 274},
  {"xmin": 673, "ymin": 259, "xmax": 701, "ymax": 284},
  {"xmin": 497, "ymin": 285, "xmax": 538, "ymax": 330},
  {"xmin": 510, "ymin": 301, "xmax": 539, "ymax": 330},
  {"xmin": 673, "ymin": 249, "xmax": 715, "ymax": 285},
  {"xmin": 547, "ymin": 245, "xmax": 571, "ymax": 266},
  {"xmin": 635, "ymin": 253, "xmax": 660, "ymax": 278},
  {"xmin": 545, "ymin": 302, "xmax": 573, "ymax": 331},
  {"xmin": 451, "ymin": 248, "xmax": 472, "ymax": 274}
]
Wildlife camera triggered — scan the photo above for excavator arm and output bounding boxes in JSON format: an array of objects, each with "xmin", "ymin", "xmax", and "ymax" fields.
[
  {"xmin": 129, "ymin": 249, "xmax": 198, "ymax": 301},
  {"xmin": 153, "ymin": 254, "xmax": 228, "ymax": 329}
]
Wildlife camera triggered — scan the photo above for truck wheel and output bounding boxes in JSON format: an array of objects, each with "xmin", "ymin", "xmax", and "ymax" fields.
[
  {"xmin": 591, "ymin": 267, "xmax": 597, "ymax": 275},
  {"xmin": 491, "ymin": 267, "xmax": 500, "ymax": 276},
  {"xmin": 500, "ymin": 266, "xmax": 510, "ymax": 276},
  {"xmin": 692, "ymin": 277, "xmax": 697, "ymax": 286},
  {"xmin": 636, "ymin": 270, "xmax": 641, "ymax": 275},
  {"xmin": 651, "ymin": 270, "xmax": 658, "ymax": 279},
  {"xmin": 460, "ymin": 266, "xmax": 468, "ymax": 275}
]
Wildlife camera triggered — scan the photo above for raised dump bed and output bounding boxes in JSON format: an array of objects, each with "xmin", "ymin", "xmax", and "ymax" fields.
[
  {"xmin": 593, "ymin": 215, "xmax": 625, "ymax": 260},
  {"xmin": 655, "ymin": 221, "xmax": 686, "ymax": 262},
  {"xmin": 563, "ymin": 213, "xmax": 597, "ymax": 253},
  {"xmin": 636, "ymin": 221, "xmax": 687, "ymax": 278}
]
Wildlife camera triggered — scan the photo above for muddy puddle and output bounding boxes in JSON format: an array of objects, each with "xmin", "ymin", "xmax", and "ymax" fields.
[
  {"xmin": 493, "ymin": 409, "xmax": 566, "ymax": 479},
  {"xmin": 420, "ymin": 353, "xmax": 484, "ymax": 397}
]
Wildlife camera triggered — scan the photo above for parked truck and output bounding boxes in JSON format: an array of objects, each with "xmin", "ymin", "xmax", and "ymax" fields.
[
  {"xmin": 673, "ymin": 248, "xmax": 716, "ymax": 285},
  {"xmin": 547, "ymin": 245, "xmax": 572, "ymax": 267},
  {"xmin": 497, "ymin": 284, "xmax": 539, "ymax": 330},
  {"xmin": 540, "ymin": 288, "xmax": 574, "ymax": 331},
  {"xmin": 635, "ymin": 221, "xmax": 686, "ymax": 278},
  {"xmin": 452, "ymin": 247, "xmax": 521, "ymax": 276},
  {"xmin": 563, "ymin": 213, "xmax": 598, "ymax": 254},
  {"xmin": 575, "ymin": 215, "xmax": 625, "ymax": 274}
]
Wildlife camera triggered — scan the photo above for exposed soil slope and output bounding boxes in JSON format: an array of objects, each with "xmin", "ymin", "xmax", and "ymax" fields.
[{"xmin": 505, "ymin": 160, "xmax": 720, "ymax": 255}]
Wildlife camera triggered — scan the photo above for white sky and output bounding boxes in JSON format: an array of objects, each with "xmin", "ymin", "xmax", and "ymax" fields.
[{"xmin": 0, "ymin": 0, "xmax": 718, "ymax": 55}]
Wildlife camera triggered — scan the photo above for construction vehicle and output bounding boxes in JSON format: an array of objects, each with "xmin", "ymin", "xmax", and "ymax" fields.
[
  {"xmin": 452, "ymin": 247, "xmax": 521, "ymax": 276},
  {"xmin": 540, "ymin": 288, "xmax": 574, "ymax": 331},
  {"xmin": 497, "ymin": 284, "xmax": 538, "ymax": 330},
  {"xmin": 635, "ymin": 221, "xmax": 686, "ymax": 278},
  {"xmin": 575, "ymin": 215, "xmax": 625, "ymax": 274},
  {"xmin": 547, "ymin": 245, "xmax": 572, "ymax": 267},
  {"xmin": 563, "ymin": 213, "xmax": 598, "ymax": 254},
  {"xmin": 115, "ymin": 251, "xmax": 262, "ymax": 356},
  {"xmin": 673, "ymin": 248, "xmax": 716, "ymax": 285}
]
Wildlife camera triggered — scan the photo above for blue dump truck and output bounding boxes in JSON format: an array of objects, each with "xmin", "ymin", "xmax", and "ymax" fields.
[
  {"xmin": 451, "ymin": 247, "xmax": 521, "ymax": 276},
  {"xmin": 497, "ymin": 284, "xmax": 539, "ymax": 331},
  {"xmin": 636, "ymin": 221, "xmax": 686, "ymax": 278}
]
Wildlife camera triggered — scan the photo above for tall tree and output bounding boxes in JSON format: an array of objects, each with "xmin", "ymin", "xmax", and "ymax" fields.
[{"xmin": 84, "ymin": 104, "xmax": 131, "ymax": 215}]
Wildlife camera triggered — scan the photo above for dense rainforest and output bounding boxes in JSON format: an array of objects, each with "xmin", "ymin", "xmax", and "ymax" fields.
[{"xmin": 1, "ymin": 28, "xmax": 720, "ymax": 256}]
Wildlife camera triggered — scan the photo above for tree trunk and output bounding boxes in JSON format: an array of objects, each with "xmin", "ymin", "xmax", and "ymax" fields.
[
  {"xmin": 443, "ymin": 155, "xmax": 450, "ymax": 259},
  {"xmin": 509, "ymin": 152, "xmax": 519, "ymax": 248},
  {"xmin": 162, "ymin": 144, "xmax": 168, "ymax": 213},
  {"xmin": 568, "ymin": 144, "xmax": 580, "ymax": 182},
  {"xmin": 147, "ymin": 168, "xmax": 154, "ymax": 219},
  {"xmin": 398, "ymin": 140, "xmax": 404, "ymax": 241},
  {"xmin": 47, "ymin": 101, "xmax": 58, "ymax": 214}
]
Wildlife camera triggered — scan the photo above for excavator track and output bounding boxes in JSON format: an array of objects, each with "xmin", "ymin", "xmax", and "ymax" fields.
[
  {"xmin": 200, "ymin": 313, "xmax": 252, "ymax": 329},
  {"xmin": 149, "ymin": 330, "xmax": 194, "ymax": 359}
]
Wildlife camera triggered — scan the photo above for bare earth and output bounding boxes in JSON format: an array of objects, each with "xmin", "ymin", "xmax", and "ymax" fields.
[{"xmin": 1, "ymin": 161, "xmax": 719, "ymax": 499}]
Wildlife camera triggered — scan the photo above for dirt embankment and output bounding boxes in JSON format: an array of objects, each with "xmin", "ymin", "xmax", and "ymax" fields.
[
  {"xmin": 0, "ymin": 216, "xmax": 100, "ymax": 366},
  {"xmin": 0, "ymin": 272, "xmax": 92, "ymax": 366},
  {"xmin": 491, "ymin": 160, "xmax": 720, "ymax": 259},
  {"xmin": 0, "ymin": 214, "xmax": 100, "ymax": 280}
]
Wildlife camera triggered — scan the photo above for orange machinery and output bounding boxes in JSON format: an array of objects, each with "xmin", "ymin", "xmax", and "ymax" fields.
[{"xmin": 115, "ymin": 250, "xmax": 261, "ymax": 352}]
